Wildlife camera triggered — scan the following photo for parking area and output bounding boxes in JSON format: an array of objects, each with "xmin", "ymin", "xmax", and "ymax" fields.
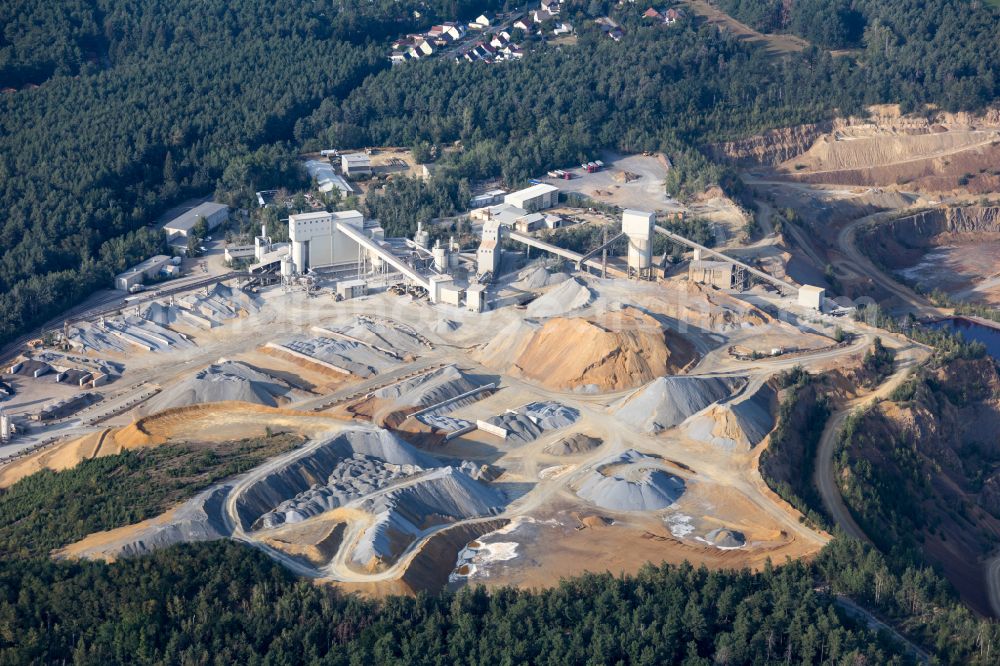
[{"xmin": 537, "ymin": 151, "xmax": 685, "ymax": 212}]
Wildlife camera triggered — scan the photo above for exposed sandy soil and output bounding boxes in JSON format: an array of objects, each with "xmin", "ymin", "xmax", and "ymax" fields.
[
  {"xmin": 56, "ymin": 504, "xmax": 189, "ymax": 563},
  {"xmin": 458, "ymin": 489, "xmax": 821, "ymax": 590},
  {"xmin": 0, "ymin": 402, "xmax": 347, "ymax": 487},
  {"xmin": 682, "ymin": 0, "xmax": 809, "ymax": 56}
]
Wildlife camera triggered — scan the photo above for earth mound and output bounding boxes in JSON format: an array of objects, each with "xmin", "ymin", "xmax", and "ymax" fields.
[{"xmin": 56, "ymin": 485, "xmax": 231, "ymax": 562}]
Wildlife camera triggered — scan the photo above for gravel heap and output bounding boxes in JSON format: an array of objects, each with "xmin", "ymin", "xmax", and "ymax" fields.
[
  {"xmin": 352, "ymin": 465, "xmax": 507, "ymax": 569},
  {"xmin": 705, "ymin": 527, "xmax": 746, "ymax": 549},
  {"xmin": 575, "ymin": 450, "xmax": 685, "ymax": 512},
  {"xmin": 145, "ymin": 360, "xmax": 305, "ymax": 411},
  {"xmin": 513, "ymin": 265, "xmax": 570, "ymax": 290},
  {"xmin": 485, "ymin": 402, "xmax": 580, "ymax": 445},
  {"xmin": 613, "ymin": 376, "xmax": 745, "ymax": 434},
  {"xmin": 525, "ymin": 278, "xmax": 592, "ymax": 318},
  {"xmin": 544, "ymin": 433, "xmax": 603, "ymax": 456}
]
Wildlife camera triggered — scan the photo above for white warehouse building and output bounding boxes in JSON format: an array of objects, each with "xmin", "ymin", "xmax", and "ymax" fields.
[{"xmin": 504, "ymin": 183, "xmax": 558, "ymax": 212}]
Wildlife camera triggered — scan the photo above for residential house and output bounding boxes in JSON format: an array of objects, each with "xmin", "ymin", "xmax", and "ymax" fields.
[
  {"xmin": 513, "ymin": 17, "xmax": 532, "ymax": 31},
  {"xmin": 541, "ymin": 0, "xmax": 561, "ymax": 13},
  {"xmin": 643, "ymin": 8, "xmax": 663, "ymax": 20},
  {"xmin": 504, "ymin": 44, "xmax": 524, "ymax": 59},
  {"xmin": 469, "ymin": 14, "xmax": 492, "ymax": 30},
  {"xmin": 665, "ymin": 8, "xmax": 683, "ymax": 23},
  {"xmin": 595, "ymin": 17, "xmax": 624, "ymax": 41},
  {"xmin": 553, "ymin": 22, "xmax": 573, "ymax": 35},
  {"xmin": 532, "ymin": 8, "xmax": 557, "ymax": 23}
]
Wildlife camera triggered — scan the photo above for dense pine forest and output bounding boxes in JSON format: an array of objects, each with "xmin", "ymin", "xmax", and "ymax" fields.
[{"xmin": 1, "ymin": 0, "xmax": 998, "ymax": 344}]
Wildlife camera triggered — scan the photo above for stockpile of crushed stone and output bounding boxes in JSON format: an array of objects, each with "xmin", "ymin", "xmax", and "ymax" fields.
[
  {"xmin": 544, "ymin": 433, "xmax": 603, "ymax": 456},
  {"xmin": 614, "ymin": 376, "xmax": 745, "ymax": 434},
  {"xmin": 180, "ymin": 283, "xmax": 259, "ymax": 321},
  {"xmin": 575, "ymin": 450, "xmax": 685, "ymax": 512},
  {"xmin": 375, "ymin": 365, "xmax": 481, "ymax": 410},
  {"xmin": 254, "ymin": 453, "xmax": 424, "ymax": 529},
  {"xmin": 145, "ymin": 361, "xmax": 306, "ymax": 412},
  {"xmin": 484, "ymin": 402, "xmax": 580, "ymax": 445},
  {"xmin": 327, "ymin": 317, "xmax": 428, "ymax": 355},
  {"xmin": 705, "ymin": 527, "xmax": 745, "ymax": 549},
  {"xmin": 352, "ymin": 466, "xmax": 507, "ymax": 569},
  {"xmin": 233, "ymin": 429, "xmax": 440, "ymax": 530},
  {"xmin": 513, "ymin": 265, "xmax": 570, "ymax": 290},
  {"xmin": 525, "ymin": 278, "xmax": 593, "ymax": 318},
  {"xmin": 283, "ymin": 336, "xmax": 399, "ymax": 378},
  {"xmin": 682, "ymin": 383, "xmax": 776, "ymax": 451}
]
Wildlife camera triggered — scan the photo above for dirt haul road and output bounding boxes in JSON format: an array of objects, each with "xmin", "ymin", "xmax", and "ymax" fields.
[
  {"xmin": 813, "ymin": 339, "xmax": 930, "ymax": 543},
  {"xmin": 836, "ymin": 210, "xmax": 946, "ymax": 318}
]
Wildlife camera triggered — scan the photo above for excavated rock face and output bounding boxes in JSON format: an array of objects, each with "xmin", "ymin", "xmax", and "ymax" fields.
[
  {"xmin": 857, "ymin": 206, "xmax": 1000, "ymax": 270},
  {"xmin": 709, "ymin": 122, "xmax": 832, "ymax": 166}
]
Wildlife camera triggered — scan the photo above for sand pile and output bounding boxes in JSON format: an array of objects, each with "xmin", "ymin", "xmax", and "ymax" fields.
[
  {"xmin": 614, "ymin": 376, "xmax": 745, "ymax": 434},
  {"xmin": 480, "ymin": 308, "xmax": 696, "ymax": 392},
  {"xmin": 525, "ymin": 278, "xmax": 592, "ymax": 318},
  {"xmin": 144, "ymin": 361, "xmax": 306, "ymax": 412},
  {"xmin": 475, "ymin": 320, "xmax": 539, "ymax": 367},
  {"xmin": 57, "ymin": 485, "xmax": 231, "ymax": 562},
  {"xmin": 234, "ymin": 428, "xmax": 438, "ymax": 531},
  {"xmin": 513, "ymin": 265, "xmax": 570, "ymax": 290},
  {"xmin": 705, "ymin": 527, "xmax": 745, "ymax": 549},
  {"xmin": 575, "ymin": 450, "xmax": 685, "ymax": 512},
  {"xmin": 352, "ymin": 466, "xmax": 507, "ymax": 570},
  {"xmin": 544, "ymin": 433, "xmax": 603, "ymax": 456},
  {"xmin": 682, "ymin": 383, "xmax": 775, "ymax": 451}
]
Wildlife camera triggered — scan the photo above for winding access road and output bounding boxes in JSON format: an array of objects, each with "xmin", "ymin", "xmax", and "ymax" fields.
[{"xmin": 812, "ymin": 340, "xmax": 928, "ymax": 543}]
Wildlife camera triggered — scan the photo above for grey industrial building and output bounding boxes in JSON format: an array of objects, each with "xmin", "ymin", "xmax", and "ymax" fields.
[
  {"xmin": 163, "ymin": 202, "xmax": 230, "ymax": 239},
  {"xmin": 114, "ymin": 255, "xmax": 172, "ymax": 291}
]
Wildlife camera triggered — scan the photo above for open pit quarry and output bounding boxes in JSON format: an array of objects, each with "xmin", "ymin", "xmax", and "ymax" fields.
[{"xmin": 6, "ymin": 170, "xmax": 939, "ymax": 597}]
